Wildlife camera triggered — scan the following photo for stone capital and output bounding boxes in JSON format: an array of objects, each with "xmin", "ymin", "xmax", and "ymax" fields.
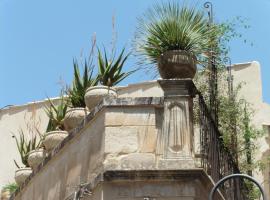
[{"xmin": 158, "ymin": 79, "xmax": 197, "ymax": 97}]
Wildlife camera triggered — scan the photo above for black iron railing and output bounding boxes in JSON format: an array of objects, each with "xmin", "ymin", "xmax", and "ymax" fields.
[{"xmin": 194, "ymin": 87, "xmax": 249, "ymax": 199}]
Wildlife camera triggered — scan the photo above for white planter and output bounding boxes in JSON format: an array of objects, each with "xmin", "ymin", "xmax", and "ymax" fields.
[
  {"xmin": 27, "ymin": 149, "xmax": 45, "ymax": 170},
  {"xmin": 63, "ymin": 108, "xmax": 89, "ymax": 131},
  {"xmin": 84, "ymin": 86, "xmax": 117, "ymax": 110},
  {"xmin": 14, "ymin": 168, "xmax": 32, "ymax": 186},
  {"xmin": 43, "ymin": 131, "xmax": 68, "ymax": 152}
]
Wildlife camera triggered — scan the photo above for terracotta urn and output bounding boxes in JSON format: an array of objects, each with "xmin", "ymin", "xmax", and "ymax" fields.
[
  {"xmin": 27, "ymin": 148, "xmax": 45, "ymax": 170},
  {"xmin": 43, "ymin": 130, "xmax": 68, "ymax": 152},
  {"xmin": 63, "ymin": 108, "xmax": 89, "ymax": 131},
  {"xmin": 84, "ymin": 86, "xmax": 117, "ymax": 110},
  {"xmin": 14, "ymin": 168, "xmax": 32, "ymax": 186},
  {"xmin": 158, "ymin": 50, "xmax": 197, "ymax": 79}
]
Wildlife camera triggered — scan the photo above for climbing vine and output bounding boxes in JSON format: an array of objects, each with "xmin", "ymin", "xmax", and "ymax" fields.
[{"xmin": 195, "ymin": 17, "xmax": 264, "ymax": 199}]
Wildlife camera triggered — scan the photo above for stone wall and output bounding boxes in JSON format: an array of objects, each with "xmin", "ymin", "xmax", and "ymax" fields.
[{"xmin": 10, "ymin": 93, "xmax": 223, "ymax": 200}]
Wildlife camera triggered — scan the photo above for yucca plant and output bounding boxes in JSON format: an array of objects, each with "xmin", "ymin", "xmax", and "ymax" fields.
[
  {"xmin": 45, "ymin": 95, "xmax": 68, "ymax": 132},
  {"xmin": 12, "ymin": 130, "xmax": 41, "ymax": 168},
  {"xmin": 135, "ymin": 2, "xmax": 216, "ymax": 66},
  {"xmin": 97, "ymin": 48, "xmax": 135, "ymax": 87},
  {"xmin": 67, "ymin": 59, "xmax": 98, "ymax": 107}
]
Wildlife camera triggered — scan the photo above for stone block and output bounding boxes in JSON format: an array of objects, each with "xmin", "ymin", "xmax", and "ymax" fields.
[
  {"xmin": 120, "ymin": 153, "xmax": 155, "ymax": 170},
  {"xmin": 158, "ymin": 159, "xmax": 195, "ymax": 169},
  {"xmin": 105, "ymin": 107, "xmax": 156, "ymax": 126},
  {"xmin": 105, "ymin": 127, "xmax": 138, "ymax": 155},
  {"xmin": 138, "ymin": 126, "xmax": 158, "ymax": 153}
]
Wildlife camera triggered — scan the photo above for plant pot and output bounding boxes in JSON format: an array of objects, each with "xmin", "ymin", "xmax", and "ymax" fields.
[
  {"xmin": 1, "ymin": 190, "xmax": 11, "ymax": 200},
  {"xmin": 84, "ymin": 86, "xmax": 117, "ymax": 110},
  {"xmin": 27, "ymin": 148, "xmax": 45, "ymax": 170},
  {"xmin": 14, "ymin": 168, "xmax": 32, "ymax": 186},
  {"xmin": 158, "ymin": 50, "xmax": 197, "ymax": 79},
  {"xmin": 63, "ymin": 108, "xmax": 89, "ymax": 131},
  {"xmin": 43, "ymin": 130, "xmax": 68, "ymax": 152}
]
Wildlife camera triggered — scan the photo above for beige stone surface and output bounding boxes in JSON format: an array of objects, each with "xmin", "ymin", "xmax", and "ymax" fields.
[
  {"xmin": 105, "ymin": 107, "xmax": 156, "ymax": 127},
  {"xmin": 82, "ymin": 170, "xmax": 224, "ymax": 200},
  {"xmin": 105, "ymin": 127, "xmax": 138, "ymax": 155},
  {"xmin": 120, "ymin": 153, "xmax": 156, "ymax": 170},
  {"xmin": 13, "ymin": 111, "xmax": 106, "ymax": 200}
]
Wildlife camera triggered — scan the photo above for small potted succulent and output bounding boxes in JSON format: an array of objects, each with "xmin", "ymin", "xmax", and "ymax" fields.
[
  {"xmin": 0, "ymin": 183, "xmax": 18, "ymax": 200},
  {"xmin": 63, "ymin": 60, "xmax": 98, "ymax": 131},
  {"xmin": 134, "ymin": 2, "xmax": 214, "ymax": 79},
  {"xmin": 84, "ymin": 47, "xmax": 134, "ymax": 110},
  {"xmin": 43, "ymin": 95, "xmax": 69, "ymax": 152},
  {"xmin": 13, "ymin": 131, "xmax": 41, "ymax": 185}
]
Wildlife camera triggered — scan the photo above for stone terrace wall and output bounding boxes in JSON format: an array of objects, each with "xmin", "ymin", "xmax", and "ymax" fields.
[{"xmin": 12, "ymin": 98, "xmax": 164, "ymax": 200}]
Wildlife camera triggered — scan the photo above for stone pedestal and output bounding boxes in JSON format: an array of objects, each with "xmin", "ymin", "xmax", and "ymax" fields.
[
  {"xmin": 84, "ymin": 170, "xmax": 224, "ymax": 200},
  {"xmin": 157, "ymin": 79, "xmax": 196, "ymax": 168}
]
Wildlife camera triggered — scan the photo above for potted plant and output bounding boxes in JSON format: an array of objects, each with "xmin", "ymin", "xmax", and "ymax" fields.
[
  {"xmin": 134, "ymin": 2, "xmax": 214, "ymax": 79},
  {"xmin": 43, "ymin": 95, "xmax": 69, "ymax": 152},
  {"xmin": 64, "ymin": 59, "xmax": 98, "ymax": 130},
  {"xmin": 13, "ymin": 131, "xmax": 41, "ymax": 186},
  {"xmin": 84, "ymin": 47, "xmax": 134, "ymax": 110},
  {"xmin": 0, "ymin": 183, "xmax": 18, "ymax": 200},
  {"xmin": 27, "ymin": 144, "xmax": 45, "ymax": 170}
]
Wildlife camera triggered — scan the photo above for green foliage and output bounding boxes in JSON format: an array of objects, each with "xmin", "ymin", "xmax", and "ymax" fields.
[
  {"xmin": 97, "ymin": 47, "xmax": 134, "ymax": 87},
  {"xmin": 2, "ymin": 183, "xmax": 18, "ymax": 193},
  {"xmin": 193, "ymin": 14, "xmax": 260, "ymax": 199},
  {"xmin": 45, "ymin": 95, "xmax": 68, "ymax": 132},
  {"xmin": 67, "ymin": 59, "xmax": 98, "ymax": 107},
  {"xmin": 12, "ymin": 130, "xmax": 41, "ymax": 168},
  {"xmin": 134, "ymin": 1, "xmax": 216, "ymax": 68}
]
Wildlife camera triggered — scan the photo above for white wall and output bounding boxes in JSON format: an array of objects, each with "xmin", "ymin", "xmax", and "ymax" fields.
[{"xmin": 0, "ymin": 100, "xmax": 52, "ymax": 189}]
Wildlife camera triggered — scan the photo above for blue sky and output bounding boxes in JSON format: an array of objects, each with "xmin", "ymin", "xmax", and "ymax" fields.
[{"xmin": 0, "ymin": 0, "xmax": 269, "ymax": 108}]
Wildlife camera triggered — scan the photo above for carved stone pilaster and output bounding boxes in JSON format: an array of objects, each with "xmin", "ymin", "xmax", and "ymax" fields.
[{"xmin": 157, "ymin": 79, "xmax": 196, "ymax": 168}]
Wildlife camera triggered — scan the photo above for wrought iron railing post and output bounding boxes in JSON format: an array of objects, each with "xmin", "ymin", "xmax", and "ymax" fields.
[{"xmin": 204, "ymin": 1, "xmax": 219, "ymax": 126}]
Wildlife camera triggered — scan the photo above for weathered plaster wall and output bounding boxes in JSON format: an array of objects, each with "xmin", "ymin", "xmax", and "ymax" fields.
[
  {"xmin": 0, "ymin": 100, "xmax": 53, "ymax": 189},
  {"xmin": 232, "ymin": 61, "xmax": 270, "ymax": 195}
]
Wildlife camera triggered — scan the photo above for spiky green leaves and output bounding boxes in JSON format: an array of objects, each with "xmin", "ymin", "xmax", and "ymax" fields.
[
  {"xmin": 2, "ymin": 183, "xmax": 18, "ymax": 193},
  {"xmin": 97, "ymin": 48, "xmax": 135, "ymax": 87},
  {"xmin": 135, "ymin": 2, "xmax": 216, "ymax": 66},
  {"xmin": 12, "ymin": 130, "xmax": 41, "ymax": 168},
  {"xmin": 67, "ymin": 59, "xmax": 98, "ymax": 108},
  {"xmin": 45, "ymin": 95, "xmax": 67, "ymax": 132}
]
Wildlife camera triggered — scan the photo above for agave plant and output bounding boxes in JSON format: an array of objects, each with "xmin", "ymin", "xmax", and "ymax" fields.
[
  {"xmin": 12, "ymin": 130, "xmax": 41, "ymax": 168},
  {"xmin": 67, "ymin": 59, "xmax": 98, "ymax": 107},
  {"xmin": 2, "ymin": 183, "xmax": 18, "ymax": 194},
  {"xmin": 97, "ymin": 48, "xmax": 135, "ymax": 87},
  {"xmin": 135, "ymin": 2, "xmax": 216, "ymax": 66},
  {"xmin": 45, "ymin": 95, "xmax": 68, "ymax": 132}
]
